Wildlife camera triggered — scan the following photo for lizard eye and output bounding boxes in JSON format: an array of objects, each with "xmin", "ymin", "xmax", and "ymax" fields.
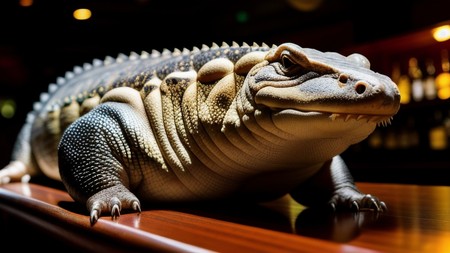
[{"xmin": 281, "ymin": 55, "xmax": 295, "ymax": 69}]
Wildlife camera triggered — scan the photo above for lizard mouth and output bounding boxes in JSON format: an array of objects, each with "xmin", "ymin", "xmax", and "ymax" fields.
[
  {"xmin": 272, "ymin": 109, "xmax": 394, "ymax": 127},
  {"xmin": 328, "ymin": 112, "xmax": 393, "ymax": 127},
  {"xmin": 254, "ymin": 81, "xmax": 399, "ymax": 128}
]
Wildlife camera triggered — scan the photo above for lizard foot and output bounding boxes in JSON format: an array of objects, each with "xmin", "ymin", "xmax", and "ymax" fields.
[
  {"xmin": 329, "ymin": 186, "xmax": 387, "ymax": 213},
  {"xmin": 0, "ymin": 161, "xmax": 29, "ymax": 184},
  {"xmin": 86, "ymin": 185, "xmax": 141, "ymax": 225}
]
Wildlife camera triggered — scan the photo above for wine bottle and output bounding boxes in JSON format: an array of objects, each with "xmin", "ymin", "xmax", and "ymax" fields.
[
  {"xmin": 436, "ymin": 49, "xmax": 450, "ymax": 100},
  {"xmin": 423, "ymin": 58, "xmax": 437, "ymax": 100},
  {"xmin": 393, "ymin": 63, "xmax": 411, "ymax": 104},
  {"xmin": 409, "ymin": 57, "xmax": 424, "ymax": 102}
]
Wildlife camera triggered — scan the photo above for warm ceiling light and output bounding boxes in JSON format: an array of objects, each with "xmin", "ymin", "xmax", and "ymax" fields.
[
  {"xmin": 19, "ymin": 0, "xmax": 33, "ymax": 7},
  {"xmin": 432, "ymin": 24, "xmax": 450, "ymax": 42},
  {"xmin": 73, "ymin": 8, "xmax": 92, "ymax": 20},
  {"xmin": 287, "ymin": 0, "xmax": 323, "ymax": 11}
]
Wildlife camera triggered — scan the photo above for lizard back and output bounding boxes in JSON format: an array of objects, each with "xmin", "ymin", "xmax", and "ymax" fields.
[{"xmin": 28, "ymin": 42, "xmax": 272, "ymax": 180}]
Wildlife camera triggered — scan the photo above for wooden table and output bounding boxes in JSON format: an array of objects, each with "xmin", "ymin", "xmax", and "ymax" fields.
[{"xmin": 1, "ymin": 180, "xmax": 449, "ymax": 253}]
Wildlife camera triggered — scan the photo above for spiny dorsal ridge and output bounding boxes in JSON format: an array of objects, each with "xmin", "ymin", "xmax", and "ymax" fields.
[
  {"xmin": 162, "ymin": 48, "xmax": 171, "ymax": 56},
  {"xmin": 57, "ymin": 77, "xmax": 65, "ymax": 85},
  {"xmin": 221, "ymin": 42, "xmax": 229, "ymax": 48},
  {"xmin": 33, "ymin": 101, "xmax": 42, "ymax": 111},
  {"xmin": 201, "ymin": 44, "xmax": 209, "ymax": 51},
  {"xmin": 182, "ymin": 48, "xmax": 190, "ymax": 55},
  {"xmin": 83, "ymin": 63, "xmax": 93, "ymax": 71},
  {"xmin": 172, "ymin": 48, "xmax": 181, "ymax": 56},
  {"xmin": 140, "ymin": 51, "xmax": 149, "ymax": 59},
  {"xmin": 104, "ymin": 56, "xmax": 115, "ymax": 65},
  {"xmin": 129, "ymin": 51, "xmax": 139, "ymax": 60},
  {"xmin": 242, "ymin": 42, "xmax": 250, "ymax": 48},
  {"xmin": 232, "ymin": 41, "xmax": 239, "ymax": 47},
  {"xmin": 73, "ymin": 66, "xmax": 83, "ymax": 74},
  {"xmin": 92, "ymin": 58, "xmax": 103, "ymax": 67},
  {"xmin": 151, "ymin": 49, "xmax": 160, "ymax": 58},
  {"xmin": 48, "ymin": 83, "xmax": 58, "ymax": 93},
  {"xmin": 116, "ymin": 53, "xmax": 128, "ymax": 63},
  {"xmin": 211, "ymin": 42, "xmax": 219, "ymax": 48},
  {"xmin": 65, "ymin": 71, "xmax": 74, "ymax": 79},
  {"xmin": 40, "ymin": 92, "xmax": 49, "ymax": 103},
  {"xmin": 25, "ymin": 112, "xmax": 35, "ymax": 123}
]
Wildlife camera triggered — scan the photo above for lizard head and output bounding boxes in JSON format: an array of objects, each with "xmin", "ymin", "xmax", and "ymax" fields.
[{"xmin": 242, "ymin": 42, "xmax": 401, "ymax": 140}]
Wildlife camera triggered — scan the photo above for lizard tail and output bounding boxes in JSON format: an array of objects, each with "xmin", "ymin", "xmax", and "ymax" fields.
[{"xmin": 1, "ymin": 112, "xmax": 39, "ymax": 183}]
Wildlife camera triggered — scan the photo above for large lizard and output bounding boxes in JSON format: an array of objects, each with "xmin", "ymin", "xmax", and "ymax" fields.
[{"xmin": 0, "ymin": 42, "xmax": 400, "ymax": 224}]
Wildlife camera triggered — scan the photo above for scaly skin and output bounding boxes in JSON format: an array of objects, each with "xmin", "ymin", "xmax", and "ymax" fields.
[{"xmin": 0, "ymin": 42, "xmax": 400, "ymax": 224}]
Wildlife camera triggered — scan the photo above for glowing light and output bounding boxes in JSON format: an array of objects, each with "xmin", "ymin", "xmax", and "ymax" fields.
[
  {"xmin": 19, "ymin": 0, "xmax": 33, "ymax": 7},
  {"xmin": 436, "ymin": 50, "xmax": 450, "ymax": 100},
  {"xmin": 432, "ymin": 25, "xmax": 450, "ymax": 42},
  {"xmin": 0, "ymin": 99, "xmax": 16, "ymax": 119},
  {"xmin": 397, "ymin": 75, "xmax": 411, "ymax": 104},
  {"xmin": 287, "ymin": 0, "xmax": 323, "ymax": 12},
  {"xmin": 235, "ymin": 10, "xmax": 249, "ymax": 23},
  {"xmin": 429, "ymin": 125, "xmax": 447, "ymax": 150},
  {"xmin": 73, "ymin": 8, "xmax": 92, "ymax": 21}
]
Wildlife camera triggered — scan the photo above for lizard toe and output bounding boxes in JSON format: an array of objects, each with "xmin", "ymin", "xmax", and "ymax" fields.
[
  {"xmin": 350, "ymin": 200, "xmax": 360, "ymax": 212},
  {"xmin": 0, "ymin": 161, "xmax": 28, "ymax": 184},
  {"xmin": 90, "ymin": 209, "xmax": 100, "ymax": 225},
  {"xmin": 358, "ymin": 194, "xmax": 386, "ymax": 212},
  {"xmin": 132, "ymin": 200, "xmax": 141, "ymax": 213},
  {"xmin": 89, "ymin": 199, "xmax": 106, "ymax": 224},
  {"xmin": 110, "ymin": 197, "xmax": 122, "ymax": 219},
  {"xmin": 329, "ymin": 187, "xmax": 387, "ymax": 213},
  {"xmin": 86, "ymin": 185, "xmax": 141, "ymax": 224}
]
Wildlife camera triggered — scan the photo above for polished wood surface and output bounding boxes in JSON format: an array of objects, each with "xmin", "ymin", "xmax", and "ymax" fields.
[{"xmin": 1, "ymin": 180, "xmax": 449, "ymax": 253}]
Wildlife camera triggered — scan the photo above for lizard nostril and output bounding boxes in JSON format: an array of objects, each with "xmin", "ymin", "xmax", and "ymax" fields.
[
  {"xmin": 355, "ymin": 82, "xmax": 367, "ymax": 94},
  {"xmin": 338, "ymin": 74, "xmax": 348, "ymax": 84}
]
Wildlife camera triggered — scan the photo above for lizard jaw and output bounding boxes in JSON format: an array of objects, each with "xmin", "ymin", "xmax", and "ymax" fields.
[
  {"xmin": 271, "ymin": 109, "xmax": 393, "ymax": 127},
  {"xmin": 329, "ymin": 113, "xmax": 394, "ymax": 127},
  {"xmin": 270, "ymin": 109, "xmax": 380, "ymax": 140}
]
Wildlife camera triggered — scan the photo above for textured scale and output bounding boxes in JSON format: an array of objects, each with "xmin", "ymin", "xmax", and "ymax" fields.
[{"xmin": 0, "ymin": 42, "xmax": 400, "ymax": 224}]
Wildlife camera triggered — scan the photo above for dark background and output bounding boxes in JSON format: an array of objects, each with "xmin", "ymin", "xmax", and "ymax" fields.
[{"xmin": 1, "ymin": 0, "xmax": 449, "ymax": 184}]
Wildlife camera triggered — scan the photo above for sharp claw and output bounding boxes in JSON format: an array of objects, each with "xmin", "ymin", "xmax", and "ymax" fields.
[
  {"xmin": 90, "ymin": 209, "xmax": 99, "ymax": 225},
  {"xmin": 132, "ymin": 201, "xmax": 141, "ymax": 213},
  {"xmin": 21, "ymin": 174, "xmax": 31, "ymax": 183},
  {"xmin": 370, "ymin": 198, "xmax": 380, "ymax": 211},
  {"xmin": 380, "ymin": 201, "xmax": 387, "ymax": 212},
  {"xmin": 329, "ymin": 202, "xmax": 336, "ymax": 212},
  {"xmin": 351, "ymin": 200, "xmax": 360, "ymax": 212},
  {"xmin": 111, "ymin": 204, "xmax": 121, "ymax": 218}
]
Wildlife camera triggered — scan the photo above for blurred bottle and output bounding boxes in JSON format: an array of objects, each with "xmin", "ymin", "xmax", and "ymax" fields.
[
  {"xmin": 409, "ymin": 57, "xmax": 424, "ymax": 102},
  {"xmin": 368, "ymin": 129, "xmax": 383, "ymax": 149},
  {"xmin": 384, "ymin": 129, "xmax": 398, "ymax": 150},
  {"xmin": 398, "ymin": 116, "xmax": 419, "ymax": 149},
  {"xmin": 393, "ymin": 63, "xmax": 411, "ymax": 104},
  {"xmin": 423, "ymin": 58, "xmax": 437, "ymax": 100},
  {"xmin": 436, "ymin": 49, "xmax": 450, "ymax": 100},
  {"xmin": 429, "ymin": 110, "xmax": 448, "ymax": 150}
]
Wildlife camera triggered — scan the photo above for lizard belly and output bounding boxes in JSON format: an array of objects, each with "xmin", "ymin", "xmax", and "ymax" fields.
[
  {"xmin": 234, "ymin": 164, "xmax": 324, "ymax": 202},
  {"xmin": 133, "ymin": 161, "xmax": 240, "ymax": 203}
]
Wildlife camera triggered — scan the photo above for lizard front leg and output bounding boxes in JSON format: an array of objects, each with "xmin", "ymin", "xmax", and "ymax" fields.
[
  {"xmin": 58, "ymin": 101, "xmax": 144, "ymax": 224},
  {"xmin": 57, "ymin": 87, "xmax": 161, "ymax": 224},
  {"xmin": 289, "ymin": 155, "xmax": 386, "ymax": 212}
]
